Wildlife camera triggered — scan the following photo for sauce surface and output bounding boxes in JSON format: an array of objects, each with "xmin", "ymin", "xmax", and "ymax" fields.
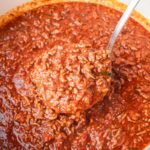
[{"xmin": 0, "ymin": 2, "xmax": 150, "ymax": 150}]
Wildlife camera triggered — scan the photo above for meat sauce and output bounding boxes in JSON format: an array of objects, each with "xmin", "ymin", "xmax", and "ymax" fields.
[{"xmin": 0, "ymin": 2, "xmax": 150, "ymax": 150}]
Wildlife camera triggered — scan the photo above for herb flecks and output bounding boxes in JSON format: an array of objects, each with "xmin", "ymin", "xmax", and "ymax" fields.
[{"xmin": 100, "ymin": 71, "xmax": 111, "ymax": 76}]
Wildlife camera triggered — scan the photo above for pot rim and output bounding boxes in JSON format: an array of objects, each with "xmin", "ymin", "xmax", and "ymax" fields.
[{"xmin": 0, "ymin": 0, "xmax": 150, "ymax": 31}]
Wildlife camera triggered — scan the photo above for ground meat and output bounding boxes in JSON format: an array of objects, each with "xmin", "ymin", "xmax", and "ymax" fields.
[
  {"xmin": 0, "ymin": 2, "xmax": 150, "ymax": 150},
  {"xmin": 13, "ymin": 43, "xmax": 110, "ymax": 114}
]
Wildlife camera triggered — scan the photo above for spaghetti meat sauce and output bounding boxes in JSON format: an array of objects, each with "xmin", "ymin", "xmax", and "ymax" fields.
[{"xmin": 0, "ymin": 2, "xmax": 150, "ymax": 150}]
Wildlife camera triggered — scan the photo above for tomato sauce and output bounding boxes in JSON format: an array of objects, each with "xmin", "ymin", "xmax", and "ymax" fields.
[{"xmin": 0, "ymin": 2, "xmax": 150, "ymax": 149}]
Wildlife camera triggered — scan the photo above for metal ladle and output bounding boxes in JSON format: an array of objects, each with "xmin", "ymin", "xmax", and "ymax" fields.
[{"xmin": 107, "ymin": 0, "xmax": 141, "ymax": 53}]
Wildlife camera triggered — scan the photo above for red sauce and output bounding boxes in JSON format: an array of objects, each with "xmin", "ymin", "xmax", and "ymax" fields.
[{"xmin": 0, "ymin": 2, "xmax": 150, "ymax": 149}]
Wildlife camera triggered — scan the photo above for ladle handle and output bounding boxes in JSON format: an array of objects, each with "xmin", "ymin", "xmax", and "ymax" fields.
[{"xmin": 107, "ymin": 0, "xmax": 141, "ymax": 53}]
